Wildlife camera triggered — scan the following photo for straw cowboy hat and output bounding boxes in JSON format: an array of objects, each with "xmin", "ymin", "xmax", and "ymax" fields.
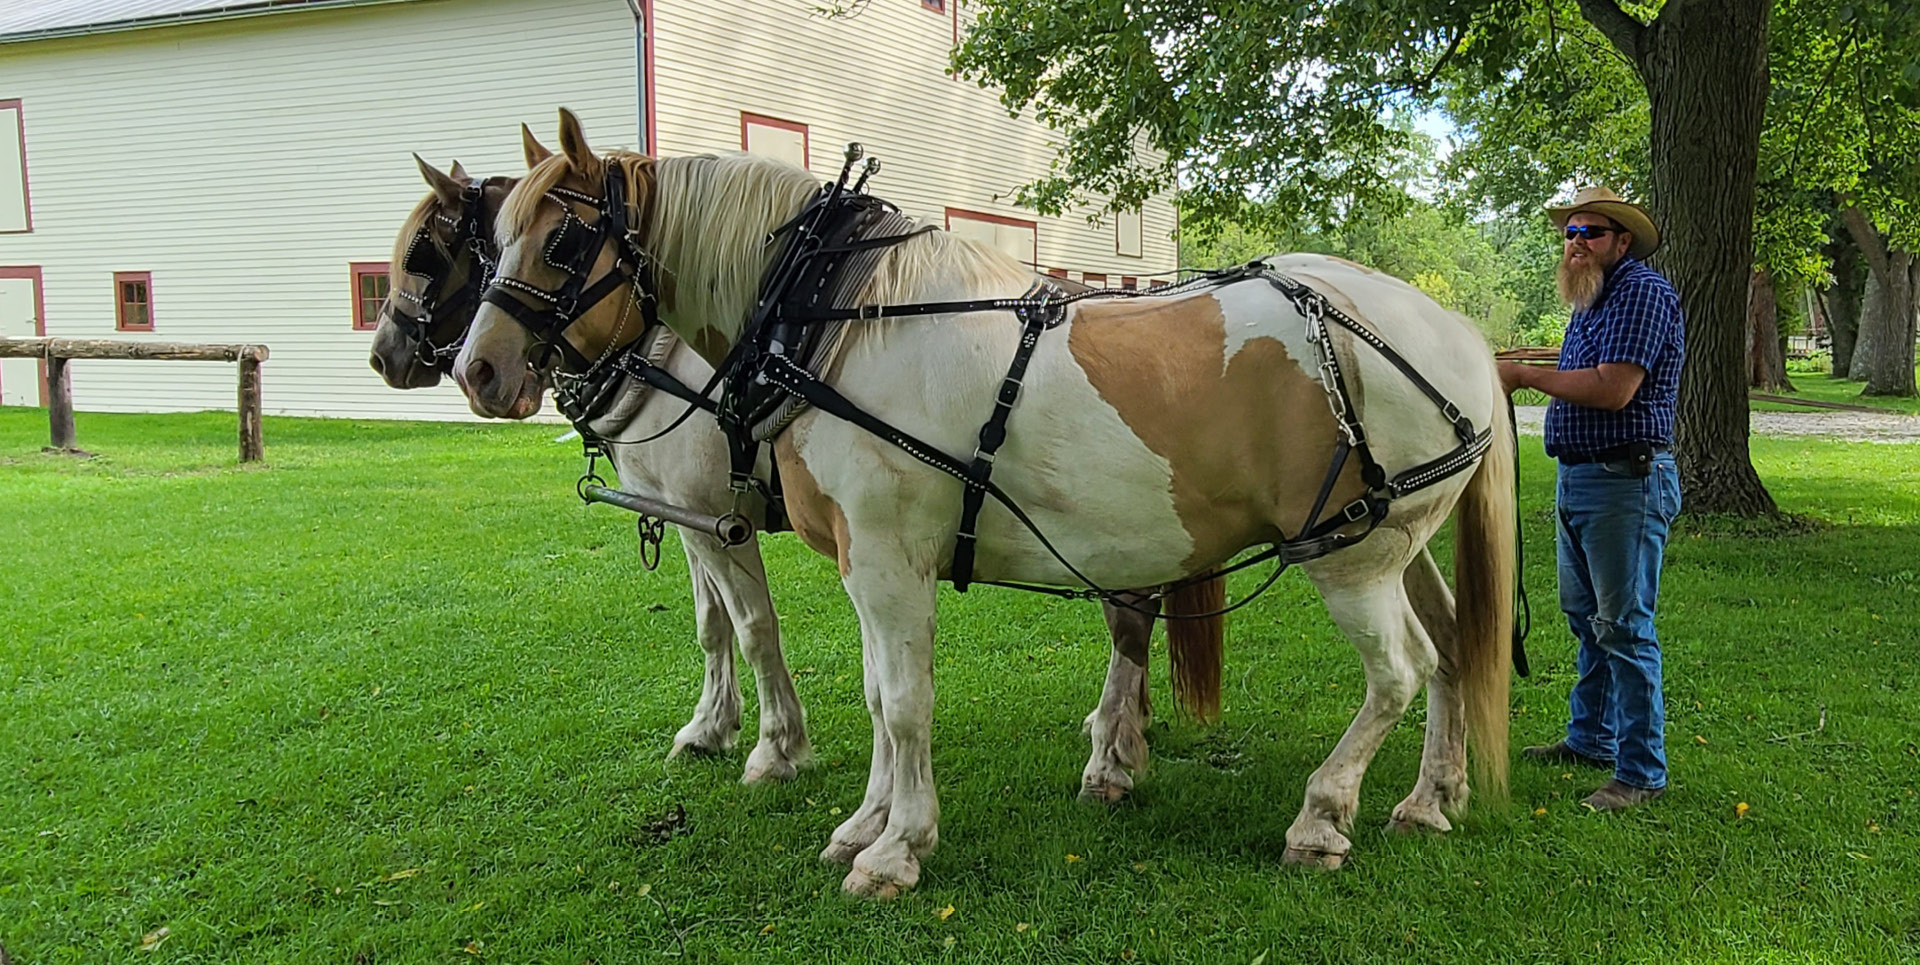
[{"xmin": 1548, "ymin": 186, "xmax": 1660, "ymax": 260}]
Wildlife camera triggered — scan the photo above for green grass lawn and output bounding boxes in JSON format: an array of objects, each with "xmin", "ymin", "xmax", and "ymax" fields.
[
  {"xmin": 1751, "ymin": 364, "xmax": 1920, "ymax": 415},
  {"xmin": 2, "ymin": 407, "xmax": 1916, "ymax": 964}
]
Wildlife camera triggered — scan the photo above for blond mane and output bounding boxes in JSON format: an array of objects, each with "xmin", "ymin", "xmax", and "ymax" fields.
[{"xmin": 500, "ymin": 148, "xmax": 1041, "ymax": 344}]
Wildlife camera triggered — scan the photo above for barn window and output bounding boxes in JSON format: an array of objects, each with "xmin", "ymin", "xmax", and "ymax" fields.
[
  {"xmin": 922, "ymin": 0, "xmax": 945, "ymax": 11},
  {"xmin": 0, "ymin": 99, "xmax": 29, "ymax": 233},
  {"xmin": 114, "ymin": 272, "xmax": 153, "ymax": 332},
  {"xmin": 1116, "ymin": 207, "xmax": 1143, "ymax": 258},
  {"xmin": 1082, "ymin": 272, "xmax": 1107, "ymax": 288},
  {"xmin": 946, "ymin": 208, "xmax": 1038, "ymax": 267},
  {"xmin": 741, "ymin": 112, "xmax": 810, "ymax": 170},
  {"xmin": 351, "ymin": 262, "xmax": 390, "ymax": 331}
]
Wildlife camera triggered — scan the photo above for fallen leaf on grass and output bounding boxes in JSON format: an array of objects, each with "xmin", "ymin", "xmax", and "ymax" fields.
[
  {"xmin": 936, "ymin": 904, "xmax": 955, "ymax": 921},
  {"xmin": 760, "ymin": 924, "xmax": 776, "ymax": 935},
  {"xmin": 1016, "ymin": 923, "xmax": 1030, "ymax": 933},
  {"xmin": 1694, "ymin": 735, "xmax": 1708, "ymax": 745},
  {"xmin": 1533, "ymin": 807, "xmax": 1548, "ymax": 816},
  {"xmin": 1065, "ymin": 854, "xmax": 1082, "ymax": 863},
  {"xmin": 379, "ymin": 867, "xmax": 423, "ymax": 883},
  {"xmin": 462, "ymin": 939, "xmax": 484, "ymax": 955},
  {"xmin": 140, "ymin": 927, "xmax": 171, "ymax": 952},
  {"xmin": 1735, "ymin": 802, "xmax": 1750, "ymax": 819}
]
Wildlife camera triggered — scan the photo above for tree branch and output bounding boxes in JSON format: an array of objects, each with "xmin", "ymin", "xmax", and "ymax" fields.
[
  {"xmin": 1841, "ymin": 203, "xmax": 1892, "ymax": 283},
  {"xmin": 1572, "ymin": 0, "xmax": 1647, "ymax": 64}
]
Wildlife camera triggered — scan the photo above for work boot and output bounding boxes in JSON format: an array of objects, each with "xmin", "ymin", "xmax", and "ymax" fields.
[
  {"xmin": 1581, "ymin": 779, "xmax": 1665, "ymax": 812},
  {"xmin": 1521, "ymin": 740, "xmax": 1613, "ymax": 771}
]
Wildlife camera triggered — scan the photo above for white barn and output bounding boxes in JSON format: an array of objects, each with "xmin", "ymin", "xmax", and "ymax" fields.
[{"xmin": 0, "ymin": 0, "xmax": 1179, "ymax": 419}]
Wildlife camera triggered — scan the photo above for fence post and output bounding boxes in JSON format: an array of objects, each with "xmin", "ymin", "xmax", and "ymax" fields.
[
  {"xmin": 238, "ymin": 353, "xmax": 263, "ymax": 462},
  {"xmin": 47, "ymin": 355, "xmax": 76, "ymax": 451}
]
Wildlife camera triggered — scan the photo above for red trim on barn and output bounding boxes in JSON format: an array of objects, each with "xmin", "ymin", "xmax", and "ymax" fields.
[
  {"xmin": 740, "ymin": 111, "xmax": 811, "ymax": 169},
  {"xmin": 640, "ymin": 0, "xmax": 657, "ymax": 154},
  {"xmin": 350, "ymin": 262, "xmax": 390, "ymax": 332},
  {"xmin": 944, "ymin": 207, "xmax": 1039, "ymax": 267},
  {"xmin": 0, "ymin": 264, "xmax": 47, "ymax": 404},
  {"xmin": 0, "ymin": 99, "xmax": 30, "ymax": 234},
  {"xmin": 113, "ymin": 271, "xmax": 153, "ymax": 332}
]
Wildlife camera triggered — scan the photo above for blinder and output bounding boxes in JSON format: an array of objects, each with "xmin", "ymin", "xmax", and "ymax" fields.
[
  {"xmin": 480, "ymin": 163, "xmax": 659, "ymax": 375},
  {"xmin": 389, "ymin": 179, "xmax": 500, "ymax": 369}
]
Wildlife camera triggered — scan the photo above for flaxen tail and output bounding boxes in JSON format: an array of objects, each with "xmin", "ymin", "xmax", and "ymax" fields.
[
  {"xmin": 1454, "ymin": 375, "xmax": 1517, "ymax": 797},
  {"xmin": 1165, "ymin": 573, "xmax": 1224, "ymax": 723}
]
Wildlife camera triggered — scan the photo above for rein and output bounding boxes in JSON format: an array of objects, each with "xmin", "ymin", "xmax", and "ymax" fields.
[
  {"xmin": 486, "ymin": 145, "xmax": 1500, "ymax": 627},
  {"xmin": 478, "ymin": 160, "xmax": 716, "ymax": 444}
]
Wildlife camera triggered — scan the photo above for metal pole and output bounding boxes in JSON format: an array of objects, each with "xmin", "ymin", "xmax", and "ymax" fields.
[{"xmin": 582, "ymin": 484, "xmax": 754, "ymax": 547}]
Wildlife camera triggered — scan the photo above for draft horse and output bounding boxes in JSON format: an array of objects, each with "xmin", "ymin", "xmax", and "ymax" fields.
[
  {"xmin": 371, "ymin": 126, "xmax": 1218, "ymax": 793},
  {"xmin": 455, "ymin": 110, "xmax": 1516, "ymax": 898}
]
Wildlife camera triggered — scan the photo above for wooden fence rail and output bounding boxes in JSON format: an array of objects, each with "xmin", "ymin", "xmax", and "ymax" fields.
[{"xmin": 0, "ymin": 337, "xmax": 271, "ymax": 461}]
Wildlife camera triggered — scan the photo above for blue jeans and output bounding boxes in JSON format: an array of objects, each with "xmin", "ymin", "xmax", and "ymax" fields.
[{"xmin": 1555, "ymin": 453, "xmax": 1681, "ymax": 790}]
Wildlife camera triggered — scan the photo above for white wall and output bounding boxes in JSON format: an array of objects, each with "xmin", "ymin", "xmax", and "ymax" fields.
[
  {"xmin": 0, "ymin": 0, "xmax": 638, "ymax": 419},
  {"xmin": 652, "ymin": 0, "xmax": 1178, "ymax": 283}
]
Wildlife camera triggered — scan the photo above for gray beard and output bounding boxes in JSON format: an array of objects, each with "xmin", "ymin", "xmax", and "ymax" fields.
[{"xmin": 1558, "ymin": 255, "xmax": 1605, "ymax": 312}]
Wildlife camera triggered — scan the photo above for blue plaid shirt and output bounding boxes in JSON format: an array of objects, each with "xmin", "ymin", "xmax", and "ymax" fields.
[{"xmin": 1543, "ymin": 256, "xmax": 1685, "ymax": 459}]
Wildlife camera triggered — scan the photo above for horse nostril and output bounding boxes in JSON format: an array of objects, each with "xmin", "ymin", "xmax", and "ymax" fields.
[
  {"xmin": 369, "ymin": 352, "xmax": 387, "ymax": 377},
  {"xmin": 467, "ymin": 359, "xmax": 496, "ymax": 391}
]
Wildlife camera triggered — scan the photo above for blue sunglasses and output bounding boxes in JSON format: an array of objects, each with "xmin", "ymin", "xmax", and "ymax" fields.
[{"xmin": 1564, "ymin": 225, "xmax": 1620, "ymax": 242}]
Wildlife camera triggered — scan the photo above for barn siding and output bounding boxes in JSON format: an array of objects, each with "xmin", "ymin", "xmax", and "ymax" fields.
[{"xmin": 0, "ymin": 0, "xmax": 1177, "ymax": 421}]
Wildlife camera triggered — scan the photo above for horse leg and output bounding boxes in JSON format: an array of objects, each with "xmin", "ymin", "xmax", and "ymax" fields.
[
  {"xmin": 820, "ymin": 630, "xmax": 894, "ymax": 866},
  {"xmin": 1284, "ymin": 566, "xmax": 1435, "ymax": 869},
  {"xmin": 669, "ymin": 545, "xmax": 740, "ymax": 758},
  {"xmin": 836, "ymin": 554, "xmax": 940, "ymax": 899},
  {"xmin": 683, "ymin": 534, "xmax": 812, "ymax": 784},
  {"xmin": 1389, "ymin": 546, "xmax": 1470, "ymax": 833},
  {"xmin": 1082, "ymin": 594, "xmax": 1158, "ymax": 803}
]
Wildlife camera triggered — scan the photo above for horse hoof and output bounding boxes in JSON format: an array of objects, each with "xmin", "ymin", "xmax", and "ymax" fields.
[
  {"xmin": 1387, "ymin": 803, "xmax": 1452, "ymax": 835},
  {"xmin": 842, "ymin": 853, "xmax": 919, "ymax": 899},
  {"xmin": 1079, "ymin": 779, "xmax": 1131, "ymax": 805},
  {"xmin": 670, "ymin": 733, "xmax": 732, "ymax": 760},
  {"xmin": 1282, "ymin": 846, "xmax": 1348, "ymax": 870},
  {"xmin": 819, "ymin": 839, "xmax": 866, "ymax": 866},
  {"xmin": 741, "ymin": 747, "xmax": 799, "ymax": 785}
]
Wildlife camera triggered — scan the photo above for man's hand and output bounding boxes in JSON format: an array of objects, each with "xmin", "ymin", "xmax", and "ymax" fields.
[{"xmin": 1497, "ymin": 359, "xmax": 1533, "ymax": 397}]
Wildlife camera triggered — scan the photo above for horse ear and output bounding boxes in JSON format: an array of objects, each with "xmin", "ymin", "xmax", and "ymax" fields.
[
  {"xmin": 449, "ymin": 159, "xmax": 470, "ymax": 181},
  {"xmin": 413, "ymin": 153, "xmax": 465, "ymax": 207},
  {"xmin": 556, "ymin": 107, "xmax": 601, "ymax": 179},
  {"xmin": 522, "ymin": 123, "xmax": 553, "ymax": 169}
]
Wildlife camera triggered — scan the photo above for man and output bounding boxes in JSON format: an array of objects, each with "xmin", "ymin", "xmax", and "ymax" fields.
[{"xmin": 1497, "ymin": 186, "xmax": 1685, "ymax": 812}]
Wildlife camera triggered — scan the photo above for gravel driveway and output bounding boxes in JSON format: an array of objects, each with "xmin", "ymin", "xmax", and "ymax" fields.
[{"xmin": 1513, "ymin": 405, "xmax": 1920, "ymax": 442}]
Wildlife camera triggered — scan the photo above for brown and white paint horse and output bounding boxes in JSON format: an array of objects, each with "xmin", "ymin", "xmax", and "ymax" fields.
[
  {"xmin": 367, "ymin": 130, "xmax": 812, "ymax": 782},
  {"xmin": 372, "ymin": 127, "xmax": 1209, "ymax": 795},
  {"xmin": 456, "ymin": 111, "xmax": 1514, "ymax": 897}
]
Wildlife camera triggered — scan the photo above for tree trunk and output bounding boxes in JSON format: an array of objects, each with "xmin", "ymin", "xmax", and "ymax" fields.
[
  {"xmin": 1842, "ymin": 206, "xmax": 1920, "ymax": 396},
  {"xmin": 1589, "ymin": 0, "xmax": 1775, "ymax": 515},
  {"xmin": 1747, "ymin": 267, "xmax": 1792, "ymax": 391},
  {"xmin": 1851, "ymin": 272, "xmax": 1882, "ymax": 380},
  {"xmin": 1861, "ymin": 254, "xmax": 1918, "ymax": 396},
  {"xmin": 1822, "ymin": 221, "xmax": 1864, "ymax": 376}
]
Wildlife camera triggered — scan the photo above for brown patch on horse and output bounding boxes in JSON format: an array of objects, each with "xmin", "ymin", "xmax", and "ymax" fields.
[
  {"xmin": 774, "ymin": 432, "xmax": 852, "ymax": 577},
  {"xmin": 1066, "ymin": 292, "xmax": 1361, "ymax": 572}
]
